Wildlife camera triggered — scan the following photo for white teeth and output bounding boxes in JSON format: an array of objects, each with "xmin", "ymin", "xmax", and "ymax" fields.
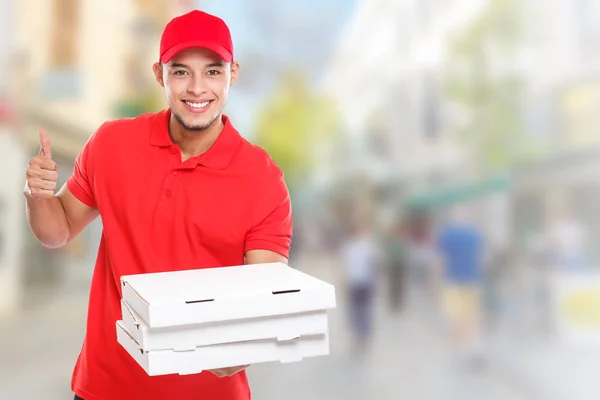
[{"xmin": 185, "ymin": 101, "xmax": 209, "ymax": 109}]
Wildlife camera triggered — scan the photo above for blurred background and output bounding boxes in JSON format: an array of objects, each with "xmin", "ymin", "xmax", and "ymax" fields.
[{"xmin": 1, "ymin": 0, "xmax": 600, "ymax": 399}]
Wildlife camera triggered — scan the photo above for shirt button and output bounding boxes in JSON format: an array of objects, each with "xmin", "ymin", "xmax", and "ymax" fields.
[
  {"xmin": 165, "ymin": 190, "xmax": 171, "ymax": 197},
  {"xmin": 172, "ymin": 170, "xmax": 178, "ymax": 175},
  {"xmin": 170, "ymin": 148, "xmax": 177, "ymax": 154}
]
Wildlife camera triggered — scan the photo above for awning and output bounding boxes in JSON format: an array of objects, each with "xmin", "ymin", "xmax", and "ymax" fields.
[{"xmin": 404, "ymin": 174, "xmax": 511, "ymax": 211}]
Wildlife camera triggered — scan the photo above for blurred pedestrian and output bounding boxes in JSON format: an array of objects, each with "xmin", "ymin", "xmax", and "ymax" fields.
[
  {"xmin": 436, "ymin": 205, "xmax": 485, "ymax": 367},
  {"xmin": 383, "ymin": 217, "xmax": 408, "ymax": 312},
  {"xmin": 546, "ymin": 203, "xmax": 587, "ymax": 272},
  {"xmin": 342, "ymin": 219, "xmax": 379, "ymax": 358}
]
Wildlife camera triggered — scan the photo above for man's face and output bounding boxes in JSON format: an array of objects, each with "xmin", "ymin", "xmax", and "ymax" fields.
[{"xmin": 153, "ymin": 47, "xmax": 239, "ymax": 131}]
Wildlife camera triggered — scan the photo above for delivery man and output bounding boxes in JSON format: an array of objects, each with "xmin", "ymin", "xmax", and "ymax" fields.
[{"xmin": 24, "ymin": 10, "xmax": 292, "ymax": 400}]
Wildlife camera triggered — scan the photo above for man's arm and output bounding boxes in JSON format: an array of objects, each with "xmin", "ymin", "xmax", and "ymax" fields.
[
  {"xmin": 245, "ymin": 249, "xmax": 288, "ymax": 265},
  {"xmin": 244, "ymin": 170, "xmax": 293, "ymax": 261},
  {"xmin": 26, "ymin": 185, "xmax": 98, "ymax": 248},
  {"xmin": 25, "ymin": 129, "xmax": 98, "ymax": 248}
]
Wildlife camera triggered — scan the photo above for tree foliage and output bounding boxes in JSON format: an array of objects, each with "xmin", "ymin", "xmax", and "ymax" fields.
[
  {"xmin": 444, "ymin": 0, "xmax": 540, "ymax": 172},
  {"xmin": 253, "ymin": 70, "xmax": 339, "ymax": 193}
]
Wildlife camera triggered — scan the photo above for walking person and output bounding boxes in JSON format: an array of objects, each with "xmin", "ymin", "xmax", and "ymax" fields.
[
  {"xmin": 436, "ymin": 206, "xmax": 485, "ymax": 367},
  {"xmin": 341, "ymin": 220, "xmax": 379, "ymax": 359},
  {"xmin": 383, "ymin": 217, "xmax": 408, "ymax": 312}
]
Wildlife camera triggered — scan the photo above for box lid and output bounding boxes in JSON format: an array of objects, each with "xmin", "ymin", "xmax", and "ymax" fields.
[
  {"xmin": 116, "ymin": 320, "xmax": 330, "ymax": 376},
  {"xmin": 121, "ymin": 299, "xmax": 329, "ymax": 351},
  {"xmin": 120, "ymin": 262, "xmax": 336, "ymax": 328}
]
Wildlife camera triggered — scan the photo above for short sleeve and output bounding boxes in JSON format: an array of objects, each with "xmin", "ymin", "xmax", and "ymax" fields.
[
  {"xmin": 66, "ymin": 127, "xmax": 102, "ymax": 209},
  {"xmin": 244, "ymin": 172, "xmax": 293, "ymax": 258}
]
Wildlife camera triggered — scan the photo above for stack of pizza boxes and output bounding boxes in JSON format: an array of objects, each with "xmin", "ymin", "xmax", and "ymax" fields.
[{"xmin": 116, "ymin": 262, "xmax": 337, "ymax": 376}]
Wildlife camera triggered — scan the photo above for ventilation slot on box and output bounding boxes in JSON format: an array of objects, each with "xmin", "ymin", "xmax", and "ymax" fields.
[
  {"xmin": 272, "ymin": 289, "xmax": 301, "ymax": 295},
  {"xmin": 185, "ymin": 299, "xmax": 215, "ymax": 304}
]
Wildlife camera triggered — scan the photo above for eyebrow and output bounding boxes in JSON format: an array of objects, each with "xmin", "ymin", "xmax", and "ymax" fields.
[
  {"xmin": 168, "ymin": 62, "xmax": 226, "ymax": 69},
  {"xmin": 168, "ymin": 63, "xmax": 189, "ymax": 69}
]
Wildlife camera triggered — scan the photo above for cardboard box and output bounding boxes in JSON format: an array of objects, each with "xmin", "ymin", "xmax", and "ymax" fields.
[
  {"xmin": 116, "ymin": 321, "xmax": 330, "ymax": 376},
  {"xmin": 121, "ymin": 299, "xmax": 329, "ymax": 351},
  {"xmin": 120, "ymin": 262, "xmax": 336, "ymax": 328}
]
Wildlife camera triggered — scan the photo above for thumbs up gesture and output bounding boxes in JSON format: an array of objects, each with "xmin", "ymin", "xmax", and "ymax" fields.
[{"xmin": 25, "ymin": 129, "xmax": 59, "ymax": 198}]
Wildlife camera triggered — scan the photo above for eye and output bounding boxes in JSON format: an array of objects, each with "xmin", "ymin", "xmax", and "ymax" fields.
[
  {"xmin": 173, "ymin": 70, "xmax": 189, "ymax": 76},
  {"xmin": 207, "ymin": 70, "xmax": 221, "ymax": 76}
]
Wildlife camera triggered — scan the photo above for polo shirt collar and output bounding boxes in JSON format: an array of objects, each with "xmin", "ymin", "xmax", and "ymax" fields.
[{"xmin": 150, "ymin": 109, "xmax": 242, "ymax": 170}]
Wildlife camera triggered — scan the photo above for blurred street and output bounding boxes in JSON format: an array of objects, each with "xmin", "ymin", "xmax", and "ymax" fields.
[{"xmin": 3, "ymin": 1, "xmax": 600, "ymax": 399}]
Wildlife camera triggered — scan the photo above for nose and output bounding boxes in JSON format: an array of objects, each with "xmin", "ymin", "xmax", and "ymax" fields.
[{"xmin": 186, "ymin": 75, "xmax": 205, "ymax": 96}]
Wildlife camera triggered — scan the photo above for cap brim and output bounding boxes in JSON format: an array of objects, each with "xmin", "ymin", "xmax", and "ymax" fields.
[{"xmin": 160, "ymin": 40, "xmax": 233, "ymax": 64}]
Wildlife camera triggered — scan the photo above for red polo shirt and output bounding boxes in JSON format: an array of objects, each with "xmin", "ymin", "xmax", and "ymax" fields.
[{"xmin": 67, "ymin": 110, "xmax": 292, "ymax": 400}]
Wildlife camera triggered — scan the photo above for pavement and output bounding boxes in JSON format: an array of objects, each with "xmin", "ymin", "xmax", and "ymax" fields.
[
  {"xmin": 0, "ymin": 252, "xmax": 595, "ymax": 399},
  {"xmin": 250, "ymin": 255, "xmax": 536, "ymax": 400},
  {"xmin": 485, "ymin": 332, "xmax": 600, "ymax": 400}
]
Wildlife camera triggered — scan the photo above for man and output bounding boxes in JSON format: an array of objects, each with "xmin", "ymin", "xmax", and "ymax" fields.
[
  {"xmin": 383, "ymin": 217, "xmax": 407, "ymax": 312},
  {"xmin": 341, "ymin": 219, "xmax": 379, "ymax": 358},
  {"xmin": 24, "ymin": 10, "xmax": 292, "ymax": 400},
  {"xmin": 435, "ymin": 205, "xmax": 484, "ymax": 367}
]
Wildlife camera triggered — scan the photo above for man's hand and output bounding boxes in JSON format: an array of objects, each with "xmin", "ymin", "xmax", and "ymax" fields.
[
  {"xmin": 207, "ymin": 365, "xmax": 249, "ymax": 378},
  {"xmin": 25, "ymin": 129, "xmax": 59, "ymax": 198}
]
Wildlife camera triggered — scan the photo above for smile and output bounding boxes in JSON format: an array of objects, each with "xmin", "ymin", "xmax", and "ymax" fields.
[{"xmin": 184, "ymin": 100, "xmax": 211, "ymax": 109}]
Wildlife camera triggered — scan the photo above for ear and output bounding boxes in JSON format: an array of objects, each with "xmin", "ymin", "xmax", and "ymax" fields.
[
  {"xmin": 229, "ymin": 61, "xmax": 240, "ymax": 87},
  {"xmin": 153, "ymin": 62, "xmax": 165, "ymax": 87}
]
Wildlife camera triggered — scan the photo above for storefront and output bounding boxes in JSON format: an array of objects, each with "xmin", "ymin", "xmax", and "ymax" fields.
[
  {"xmin": 0, "ymin": 128, "xmax": 27, "ymax": 317},
  {"xmin": 554, "ymin": 271, "xmax": 600, "ymax": 347}
]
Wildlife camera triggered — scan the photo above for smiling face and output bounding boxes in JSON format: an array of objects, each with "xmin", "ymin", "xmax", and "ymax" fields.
[{"xmin": 153, "ymin": 47, "xmax": 239, "ymax": 131}]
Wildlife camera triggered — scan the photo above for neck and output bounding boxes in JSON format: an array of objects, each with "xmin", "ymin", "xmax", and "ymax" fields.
[{"xmin": 169, "ymin": 114, "xmax": 224, "ymax": 160}]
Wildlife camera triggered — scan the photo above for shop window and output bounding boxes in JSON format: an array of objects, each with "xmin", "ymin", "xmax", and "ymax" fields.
[{"xmin": 39, "ymin": 0, "xmax": 82, "ymax": 99}]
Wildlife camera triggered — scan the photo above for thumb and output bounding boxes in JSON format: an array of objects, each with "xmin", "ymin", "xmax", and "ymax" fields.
[{"xmin": 39, "ymin": 128, "xmax": 52, "ymax": 159}]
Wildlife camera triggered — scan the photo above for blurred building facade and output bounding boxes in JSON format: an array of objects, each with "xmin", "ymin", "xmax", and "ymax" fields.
[
  {"xmin": 512, "ymin": 0, "xmax": 600, "ymax": 261},
  {"xmin": 320, "ymin": 0, "xmax": 490, "ymax": 234},
  {"xmin": 321, "ymin": 0, "xmax": 600, "ymax": 259},
  {"xmin": 323, "ymin": 0, "xmax": 487, "ymax": 176},
  {"xmin": 0, "ymin": 0, "xmax": 26, "ymax": 317},
  {"xmin": 8, "ymin": 0, "xmax": 195, "ymax": 312}
]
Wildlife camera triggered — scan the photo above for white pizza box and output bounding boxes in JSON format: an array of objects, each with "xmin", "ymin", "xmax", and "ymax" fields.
[
  {"xmin": 121, "ymin": 299, "xmax": 329, "ymax": 351},
  {"xmin": 120, "ymin": 262, "xmax": 336, "ymax": 328},
  {"xmin": 116, "ymin": 320, "xmax": 330, "ymax": 376}
]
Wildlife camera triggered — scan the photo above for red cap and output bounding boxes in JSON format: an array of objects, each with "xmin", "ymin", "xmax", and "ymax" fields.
[{"xmin": 159, "ymin": 10, "xmax": 233, "ymax": 64}]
